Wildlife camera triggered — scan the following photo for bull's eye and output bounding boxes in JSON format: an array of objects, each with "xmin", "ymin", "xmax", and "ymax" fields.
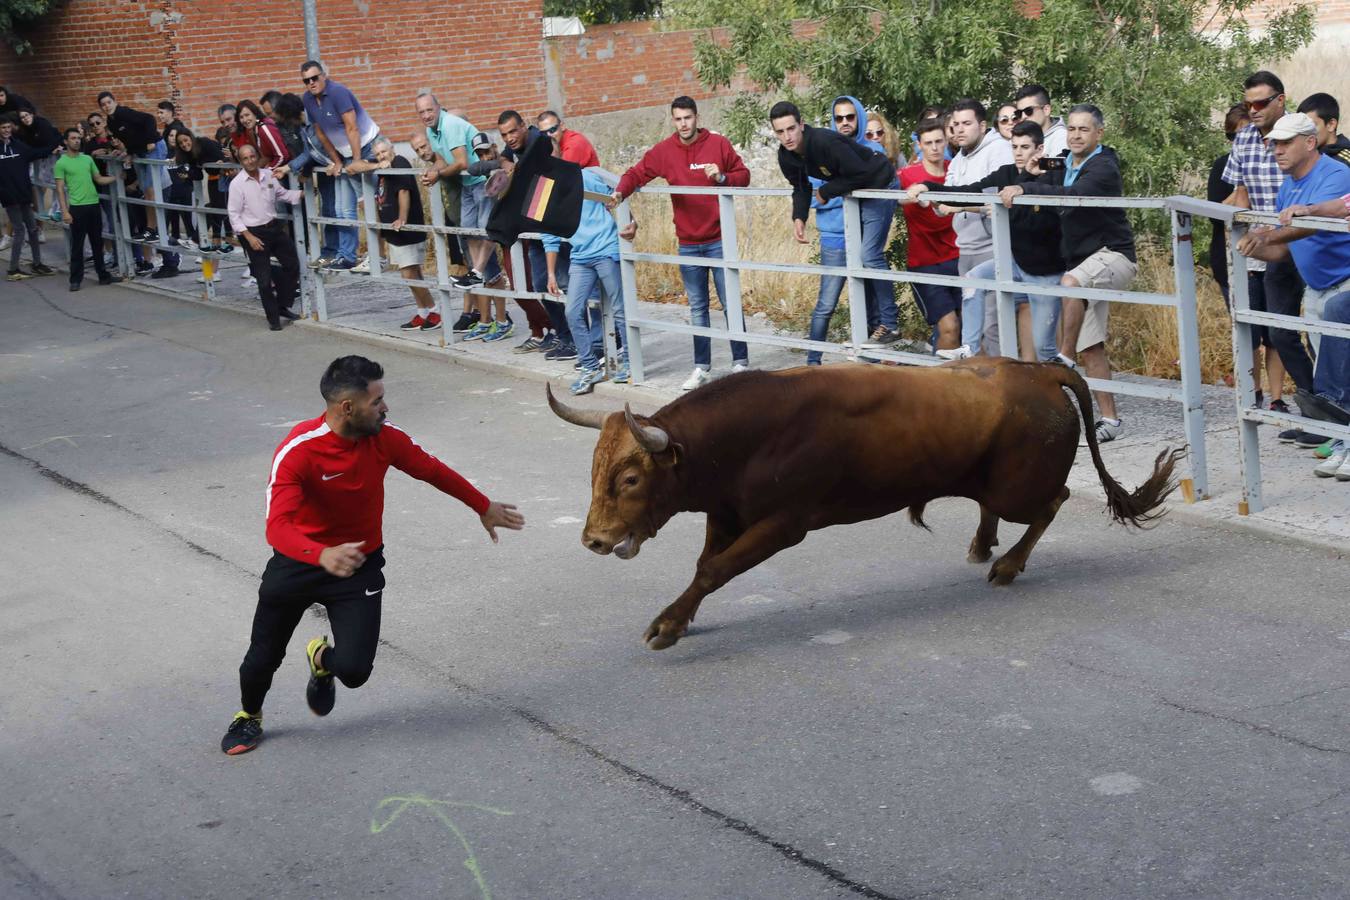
[{"xmin": 623, "ymin": 474, "xmax": 639, "ymax": 487}]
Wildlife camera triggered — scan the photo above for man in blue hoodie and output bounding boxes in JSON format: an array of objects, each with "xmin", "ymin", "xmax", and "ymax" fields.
[
  {"xmin": 544, "ymin": 169, "xmax": 633, "ymax": 395},
  {"xmin": 803, "ymin": 96, "xmax": 898, "ymax": 363}
]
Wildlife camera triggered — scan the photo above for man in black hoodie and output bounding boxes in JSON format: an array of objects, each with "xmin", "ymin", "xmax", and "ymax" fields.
[
  {"xmin": 772, "ymin": 100, "xmax": 900, "ymax": 347},
  {"xmin": 1298, "ymin": 93, "xmax": 1350, "ymax": 169},
  {"xmin": 0, "ymin": 115, "xmax": 56, "ymax": 280},
  {"xmin": 1000, "ymin": 104, "xmax": 1137, "ymax": 443}
]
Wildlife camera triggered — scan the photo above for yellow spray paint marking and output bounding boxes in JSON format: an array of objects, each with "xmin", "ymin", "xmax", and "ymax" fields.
[{"xmin": 371, "ymin": 794, "xmax": 513, "ymax": 900}]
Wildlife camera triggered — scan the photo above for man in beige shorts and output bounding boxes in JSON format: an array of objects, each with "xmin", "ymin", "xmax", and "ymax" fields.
[
  {"xmin": 1000, "ymin": 104, "xmax": 1138, "ymax": 442},
  {"xmin": 347, "ymin": 137, "xmax": 439, "ymax": 331}
]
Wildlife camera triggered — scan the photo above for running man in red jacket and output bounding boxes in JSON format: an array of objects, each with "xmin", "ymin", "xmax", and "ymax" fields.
[{"xmin": 221, "ymin": 355, "xmax": 525, "ymax": 755}]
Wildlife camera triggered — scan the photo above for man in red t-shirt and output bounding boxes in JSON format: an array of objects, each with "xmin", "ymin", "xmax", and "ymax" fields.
[
  {"xmin": 898, "ymin": 117, "xmax": 962, "ymax": 350},
  {"xmin": 221, "ymin": 356, "xmax": 525, "ymax": 756},
  {"xmin": 536, "ymin": 110, "xmax": 599, "ymax": 167}
]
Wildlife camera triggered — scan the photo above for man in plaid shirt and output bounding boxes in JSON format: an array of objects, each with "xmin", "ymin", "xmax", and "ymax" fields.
[{"xmin": 1224, "ymin": 71, "xmax": 1317, "ymax": 421}]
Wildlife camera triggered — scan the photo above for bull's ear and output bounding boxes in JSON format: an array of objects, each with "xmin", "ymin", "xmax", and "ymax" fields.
[{"xmin": 653, "ymin": 441, "xmax": 684, "ymax": 469}]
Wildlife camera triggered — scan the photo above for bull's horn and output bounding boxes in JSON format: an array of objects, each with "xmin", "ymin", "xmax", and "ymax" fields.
[
  {"xmin": 625, "ymin": 404, "xmax": 670, "ymax": 453},
  {"xmin": 546, "ymin": 383, "xmax": 608, "ymax": 429}
]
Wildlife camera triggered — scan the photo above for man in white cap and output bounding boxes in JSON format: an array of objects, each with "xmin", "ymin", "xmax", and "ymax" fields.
[{"xmin": 1238, "ymin": 111, "xmax": 1350, "ymax": 476}]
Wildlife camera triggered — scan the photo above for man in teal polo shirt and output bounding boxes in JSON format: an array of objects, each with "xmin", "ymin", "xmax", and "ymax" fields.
[
  {"xmin": 413, "ymin": 90, "xmax": 499, "ymax": 289},
  {"xmin": 54, "ymin": 128, "xmax": 122, "ymax": 291}
]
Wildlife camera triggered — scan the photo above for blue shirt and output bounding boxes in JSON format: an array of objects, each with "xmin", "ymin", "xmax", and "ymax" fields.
[
  {"xmin": 1063, "ymin": 144, "xmax": 1102, "ymax": 187},
  {"xmin": 542, "ymin": 169, "xmax": 620, "ymax": 264},
  {"xmin": 1277, "ymin": 154, "xmax": 1350, "ymax": 290},
  {"xmin": 300, "ymin": 80, "xmax": 379, "ymax": 159},
  {"xmin": 425, "ymin": 109, "xmax": 484, "ymax": 187}
]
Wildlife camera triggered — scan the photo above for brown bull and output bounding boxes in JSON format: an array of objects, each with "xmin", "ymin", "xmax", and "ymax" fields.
[{"xmin": 548, "ymin": 358, "xmax": 1183, "ymax": 651}]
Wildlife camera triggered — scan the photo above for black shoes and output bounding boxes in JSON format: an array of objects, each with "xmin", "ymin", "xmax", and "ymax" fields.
[
  {"xmin": 451, "ymin": 310, "xmax": 480, "ymax": 333},
  {"xmin": 150, "ymin": 266, "xmax": 180, "ymax": 280},
  {"xmin": 1295, "ymin": 388, "xmax": 1350, "ymax": 426},
  {"xmin": 279, "ymin": 306, "xmax": 301, "ymax": 320},
  {"xmin": 221, "ymin": 712, "xmax": 263, "ymax": 755},
  {"xmin": 98, "ymin": 274, "xmax": 123, "ymax": 286},
  {"xmin": 306, "ymin": 636, "xmax": 335, "ymax": 716},
  {"xmin": 69, "ymin": 281, "xmax": 81, "ymax": 292}
]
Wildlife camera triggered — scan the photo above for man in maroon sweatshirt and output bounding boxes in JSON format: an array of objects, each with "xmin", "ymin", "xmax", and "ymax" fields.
[{"xmin": 611, "ymin": 96, "xmax": 752, "ymax": 391}]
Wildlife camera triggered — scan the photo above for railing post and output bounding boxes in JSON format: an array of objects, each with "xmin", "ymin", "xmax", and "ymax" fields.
[
  {"xmin": 109, "ymin": 174, "xmax": 133, "ymax": 278},
  {"xmin": 427, "ymin": 182, "xmax": 451, "ymax": 348},
  {"xmin": 990, "ymin": 201, "xmax": 1018, "ymax": 358},
  {"xmin": 303, "ymin": 175, "xmax": 329, "ymax": 321},
  {"xmin": 617, "ymin": 199, "xmax": 644, "ymax": 383},
  {"xmin": 285, "ymin": 172, "xmax": 310, "ymax": 319},
  {"xmin": 1228, "ymin": 223, "xmax": 1263, "ymax": 514},
  {"xmin": 192, "ymin": 176, "xmax": 216, "ymax": 301},
  {"xmin": 718, "ymin": 192, "xmax": 747, "ymax": 360},
  {"xmin": 1170, "ymin": 209, "xmax": 1208, "ymax": 502},
  {"xmin": 361, "ymin": 174, "xmax": 382, "ymax": 279},
  {"xmin": 843, "ymin": 195, "xmax": 869, "ymax": 357}
]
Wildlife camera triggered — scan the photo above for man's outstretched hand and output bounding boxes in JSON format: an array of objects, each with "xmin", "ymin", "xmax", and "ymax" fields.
[{"xmin": 481, "ymin": 501, "xmax": 525, "ymax": 543}]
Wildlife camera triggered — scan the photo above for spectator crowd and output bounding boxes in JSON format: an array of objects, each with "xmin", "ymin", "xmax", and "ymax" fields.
[{"xmin": 1, "ymin": 64, "xmax": 1348, "ymax": 475}]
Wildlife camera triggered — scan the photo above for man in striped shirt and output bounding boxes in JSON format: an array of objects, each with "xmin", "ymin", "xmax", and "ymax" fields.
[{"xmin": 221, "ymin": 356, "xmax": 525, "ymax": 755}]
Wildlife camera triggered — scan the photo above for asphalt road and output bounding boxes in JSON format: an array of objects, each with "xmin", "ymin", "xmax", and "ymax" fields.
[{"xmin": 2, "ymin": 279, "xmax": 1348, "ymax": 900}]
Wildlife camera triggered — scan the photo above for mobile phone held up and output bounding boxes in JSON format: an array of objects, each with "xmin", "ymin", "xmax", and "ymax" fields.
[{"xmin": 1040, "ymin": 156, "xmax": 1066, "ymax": 171}]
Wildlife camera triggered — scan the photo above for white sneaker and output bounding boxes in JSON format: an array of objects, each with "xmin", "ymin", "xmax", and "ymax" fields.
[
  {"xmin": 1336, "ymin": 455, "xmax": 1350, "ymax": 482},
  {"xmin": 178, "ymin": 238, "xmax": 198, "ymax": 252},
  {"xmin": 1094, "ymin": 417, "xmax": 1123, "ymax": 443},
  {"xmin": 1314, "ymin": 451, "xmax": 1347, "ymax": 478},
  {"xmin": 732, "ymin": 363, "xmax": 749, "ymax": 374},
  {"xmin": 196, "ymin": 272, "xmax": 221, "ymax": 283},
  {"xmin": 37, "ymin": 230, "xmax": 46, "ymax": 244},
  {"xmin": 681, "ymin": 367, "xmax": 711, "ymax": 392},
  {"xmin": 351, "ymin": 257, "xmax": 371, "ymax": 274},
  {"xmin": 935, "ymin": 344, "xmax": 975, "ymax": 360},
  {"xmin": 0, "ymin": 236, "xmax": 10, "ymax": 251},
  {"xmin": 242, "ymin": 275, "xmax": 257, "ymax": 288}
]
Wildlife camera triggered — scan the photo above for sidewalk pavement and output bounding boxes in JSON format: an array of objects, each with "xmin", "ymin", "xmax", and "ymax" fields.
[{"xmin": 15, "ymin": 225, "xmax": 1348, "ymax": 553}]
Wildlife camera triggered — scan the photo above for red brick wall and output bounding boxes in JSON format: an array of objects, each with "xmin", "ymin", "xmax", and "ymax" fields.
[{"xmin": 0, "ymin": 0, "xmax": 550, "ymax": 138}]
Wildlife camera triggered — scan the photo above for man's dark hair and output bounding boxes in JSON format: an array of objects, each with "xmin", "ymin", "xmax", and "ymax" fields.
[
  {"xmin": 260, "ymin": 90, "xmax": 283, "ymax": 109},
  {"xmin": 915, "ymin": 116, "xmax": 946, "ymax": 139},
  {"xmin": 274, "ymin": 93, "xmax": 305, "ymax": 126},
  {"xmin": 918, "ymin": 105, "xmax": 945, "ymax": 122},
  {"xmin": 671, "ymin": 95, "xmax": 698, "ymax": 114},
  {"xmin": 537, "ymin": 109, "xmax": 560, "ymax": 122},
  {"xmin": 1298, "ymin": 92, "xmax": 1339, "ymax": 126},
  {"xmin": 1013, "ymin": 83, "xmax": 1050, "ymax": 107},
  {"xmin": 951, "ymin": 98, "xmax": 987, "ymax": 123},
  {"xmin": 321, "ymin": 356, "xmax": 384, "ymax": 402},
  {"xmin": 62, "ymin": 127, "xmax": 80, "ymax": 140},
  {"xmin": 0, "ymin": 112, "xmax": 18, "ymax": 126},
  {"xmin": 96, "ymin": 91, "xmax": 115, "ymax": 104},
  {"xmin": 299, "ymin": 59, "xmax": 324, "ymax": 75},
  {"xmin": 157, "ymin": 100, "xmax": 175, "ymax": 113},
  {"xmin": 768, "ymin": 100, "xmax": 801, "ymax": 123},
  {"xmin": 1010, "ymin": 120, "xmax": 1044, "ymax": 145},
  {"xmin": 1068, "ymin": 103, "xmax": 1105, "ymax": 128},
  {"xmin": 497, "ymin": 109, "xmax": 525, "ymax": 128},
  {"xmin": 1223, "ymin": 101, "xmax": 1249, "ymax": 140},
  {"xmin": 1244, "ymin": 70, "xmax": 1284, "ymax": 94}
]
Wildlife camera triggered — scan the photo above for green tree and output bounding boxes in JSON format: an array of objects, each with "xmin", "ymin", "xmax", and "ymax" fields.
[
  {"xmin": 543, "ymin": 0, "xmax": 660, "ymax": 25},
  {"xmin": 676, "ymin": 0, "xmax": 1315, "ymax": 198},
  {"xmin": 2, "ymin": 0, "xmax": 65, "ymax": 53}
]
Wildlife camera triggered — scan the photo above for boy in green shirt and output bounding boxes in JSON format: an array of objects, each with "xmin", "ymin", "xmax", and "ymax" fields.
[{"xmin": 55, "ymin": 127, "xmax": 121, "ymax": 291}]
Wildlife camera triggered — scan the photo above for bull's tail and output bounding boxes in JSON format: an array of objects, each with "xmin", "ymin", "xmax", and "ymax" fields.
[{"xmin": 1049, "ymin": 364, "xmax": 1185, "ymax": 528}]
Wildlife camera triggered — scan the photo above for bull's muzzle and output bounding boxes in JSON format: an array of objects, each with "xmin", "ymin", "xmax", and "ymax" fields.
[{"xmin": 582, "ymin": 530, "xmax": 639, "ymax": 559}]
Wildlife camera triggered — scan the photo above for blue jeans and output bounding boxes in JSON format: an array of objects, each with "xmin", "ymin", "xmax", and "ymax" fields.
[
  {"xmin": 316, "ymin": 172, "xmax": 338, "ymax": 259},
  {"xmin": 860, "ymin": 191, "xmax": 899, "ymax": 332},
  {"xmin": 1314, "ymin": 291, "xmax": 1350, "ymax": 407},
  {"xmin": 332, "ymin": 136, "xmax": 382, "ymax": 262},
  {"xmin": 678, "ymin": 240, "xmax": 747, "ymax": 368},
  {"xmin": 136, "ymin": 141, "xmax": 178, "ymax": 267},
  {"xmin": 961, "ymin": 259, "xmax": 1063, "ymax": 359},
  {"xmin": 566, "ymin": 256, "xmax": 627, "ymax": 371},
  {"xmin": 807, "ymin": 244, "xmax": 847, "ymax": 365},
  {"xmin": 528, "ymin": 240, "xmax": 573, "ymax": 342}
]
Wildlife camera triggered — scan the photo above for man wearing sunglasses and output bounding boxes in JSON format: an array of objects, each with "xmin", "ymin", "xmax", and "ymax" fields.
[
  {"xmin": 1011, "ymin": 84, "xmax": 1067, "ymax": 159},
  {"xmin": 1223, "ymin": 70, "xmax": 1314, "ymax": 418}
]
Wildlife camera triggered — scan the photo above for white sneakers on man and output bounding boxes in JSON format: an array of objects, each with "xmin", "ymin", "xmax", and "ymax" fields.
[
  {"xmin": 1314, "ymin": 448, "xmax": 1350, "ymax": 479},
  {"xmin": 935, "ymin": 345, "xmax": 975, "ymax": 360},
  {"xmin": 681, "ymin": 367, "xmax": 711, "ymax": 392},
  {"xmin": 732, "ymin": 363, "xmax": 749, "ymax": 374}
]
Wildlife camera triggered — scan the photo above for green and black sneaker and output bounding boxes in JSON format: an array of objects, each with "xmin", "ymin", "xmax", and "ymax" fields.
[
  {"xmin": 221, "ymin": 711, "xmax": 263, "ymax": 755},
  {"xmin": 306, "ymin": 635, "xmax": 336, "ymax": 716}
]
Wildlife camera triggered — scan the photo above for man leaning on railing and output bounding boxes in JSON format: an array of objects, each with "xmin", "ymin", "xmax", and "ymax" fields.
[{"xmin": 1237, "ymin": 112, "xmax": 1350, "ymax": 480}]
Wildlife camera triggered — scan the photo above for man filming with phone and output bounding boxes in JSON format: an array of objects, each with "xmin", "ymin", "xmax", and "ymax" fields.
[{"xmin": 998, "ymin": 104, "xmax": 1137, "ymax": 444}]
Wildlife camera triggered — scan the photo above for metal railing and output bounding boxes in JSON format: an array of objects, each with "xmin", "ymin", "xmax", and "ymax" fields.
[{"xmin": 36, "ymin": 155, "xmax": 1350, "ymax": 515}]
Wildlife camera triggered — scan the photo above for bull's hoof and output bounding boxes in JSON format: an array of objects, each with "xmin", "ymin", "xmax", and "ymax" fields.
[
  {"xmin": 643, "ymin": 619, "xmax": 686, "ymax": 651},
  {"xmin": 967, "ymin": 545, "xmax": 993, "ymax": 564},
  {"xmin": 987, "ymin": 557, "xmax": 1024, "ymax": 586}
]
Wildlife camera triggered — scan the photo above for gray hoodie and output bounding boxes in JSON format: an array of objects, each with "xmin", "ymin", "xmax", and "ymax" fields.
[{"xmin": 944, "ymin": 128, "xmax": 1013, "ymax": 254}]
